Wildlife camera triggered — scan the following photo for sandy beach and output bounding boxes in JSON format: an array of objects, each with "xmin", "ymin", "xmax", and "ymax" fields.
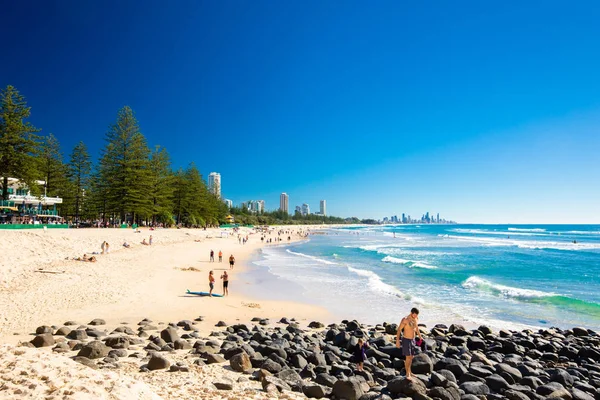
[
  {"xmin": 0, "ymin": 226, "xmax": 331, "ymax": 399},
  {"xmin": 0, "ymin": 226, "xmax": 330, "ymax": 341}
]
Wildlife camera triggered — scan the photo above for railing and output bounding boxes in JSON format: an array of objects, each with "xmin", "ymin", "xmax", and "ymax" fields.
[
  {"xmin": 8, "ymin": 194, "xmax": 63, "ymax": 204},
  {"xmin": 0, "ymin": 200, "xmax": 15, "ymax": 207}
]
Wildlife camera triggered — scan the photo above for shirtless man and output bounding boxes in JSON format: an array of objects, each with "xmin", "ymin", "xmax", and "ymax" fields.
[{"xmin": 396, "ymin": 307, "xmax": 421, "ymax": 380}]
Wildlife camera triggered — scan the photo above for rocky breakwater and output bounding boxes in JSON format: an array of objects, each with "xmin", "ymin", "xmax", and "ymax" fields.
[{"xmin": 16, "ymin": 317, "xmax": 600, "ymax": 400}]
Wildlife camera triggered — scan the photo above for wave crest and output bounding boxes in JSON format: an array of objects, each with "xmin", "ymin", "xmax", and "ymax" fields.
[
  {"xmin": 462, "ymin": 276, "xmax": 555, "ymax": 299},
  {"xmin": 382, "ymin": 256, "xmax": 438, "ymax": 269},
  {"xmin": 285, "ymin": 249, "xmax": 337, "ymax": 265}
]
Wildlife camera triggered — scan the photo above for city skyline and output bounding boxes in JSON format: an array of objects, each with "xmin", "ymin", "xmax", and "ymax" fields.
[{"xmin": 2, "ymin": 2, "xmax": 600, "ymax": 223}]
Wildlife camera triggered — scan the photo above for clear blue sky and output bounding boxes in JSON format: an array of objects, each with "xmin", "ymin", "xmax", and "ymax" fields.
[{"xmin": 2, "ymin": 1, "xmax": 599, "ymax": 223}]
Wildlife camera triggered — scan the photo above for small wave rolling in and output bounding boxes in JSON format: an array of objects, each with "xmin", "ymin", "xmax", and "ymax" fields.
[{"xmin": 247, "ymin": 224, "xmax": 600, "ymax": 330}]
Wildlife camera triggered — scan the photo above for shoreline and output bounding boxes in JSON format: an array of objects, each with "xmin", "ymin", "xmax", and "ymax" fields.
[{"xmin": 0, "ymin": 226, "xmax": 331, "ymax": 346}]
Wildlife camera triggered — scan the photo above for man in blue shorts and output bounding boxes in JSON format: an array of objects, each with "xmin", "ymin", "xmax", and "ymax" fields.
[{"xmin": 396, "ymin": 307, "xmax": 421, "ymax": 380}]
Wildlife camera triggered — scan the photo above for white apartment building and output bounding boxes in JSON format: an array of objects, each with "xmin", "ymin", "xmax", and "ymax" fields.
[
  {"xmin": 280, "ymin": 193, "xmax": 289, "ymax": 213},
  {"xmin": 208, "ymin": 172, "xmax": 221, "ymax": 198},
  {"xmin": 320, "ymin": 200, "xmax": 327, "ymax": 216}
]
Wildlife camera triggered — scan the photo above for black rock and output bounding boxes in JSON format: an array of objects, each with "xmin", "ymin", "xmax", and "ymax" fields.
[
  {"xmin": 486, "ymin": 374, "xmax": 511, "ymax": 392},
  {"xmin": 215, "ymin": 321, "xmax": 227, "ymax": 327},
  {"xmin": 205, "ymin": 354, "xmax": 226, "ymax": 364},
  {"xmin": 459, "ymin": 381, "xmax": 490, "ymax": 396},
  {"xmin": 303, "ymin": 383, "xmax": 328, "ymax": 399},
  {"xmin": 147, "ymin": 353, "xmax": 170, "ymax": 370},
  {"xmin": 550, "ymin": 369, "xmax": 575, "ymax": 387},
  {"xmin": 316, "ymin": 373, "xmax": 338, "ymax": 388},
  {"xmin": 31, "ymin": 333, "xmax": 55, "ymax": 348},
  {"xmin": 496, "ymin": 363, "xmax": 523, "ymax": 381},
  {"xmin": 536, "ymin": 382, "xmax": 566, "ymax": 396},
  {"xmin": 504, "ymin": 389, "xmax": 531, "ymax": 400},
  {"xmin": 412, "ymin": 353, "xmax": 434, "ymax": 375},
  {"xmin": 261, "ymin": 358, "xmax": 283, "ymax": 373},
  {"xmin": 332, "ymin": 378, "xmax": 366, "ymax": 400},
  {"xmin": 230, "ymin": 352, "xmax": 252, "ymax": 372},
  {"xmin": 89, "ymin": 318, "xmax": 106, "ymax": 326},
  {"xmin": 77, "ymin": 341, "xmax": 109, "ymax": 359},
  {"xmin": 308, "ymin": 321, "xmax": 325, "ymax": 329},
  {"xmin": 104, "ymin": 336, "xmax": 130, "ymax": 349},
  {"xmin": 429, "ymin": 386, "xmax": 460, "ymax": 400},
  {"xmin": 214, "ymin": 379, "xmax": 234, "ymax": 390},
  {"xmin": 276, "ymin": 368, "xmax": 304, "ymax": 391},
  {"xmin": 67, "ymin": 329, "xmax": 88, "ymax": 340},
  {"xmin": 261, "ymin": 375, "xmax": 291, "ymax": 392},
  {"xmin": 387, "ymin": 376, "xmax": 427, "ymax": 396}
]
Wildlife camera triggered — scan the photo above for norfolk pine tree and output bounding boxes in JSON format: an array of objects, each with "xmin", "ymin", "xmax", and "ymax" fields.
[
  {"xmin": 68, "ymin": 141, "xmax": 91, "ymax": 224},
  {"xmin": 0, "ymin": 85, "xmax": 41, "ymax": 199},
  {"xmin": 148, "ymin": 145, "xmax": 175, "ymax": 225},
  {"xmin": 98, "ymin": 106, "xmax": 152, "ymax": 223}
]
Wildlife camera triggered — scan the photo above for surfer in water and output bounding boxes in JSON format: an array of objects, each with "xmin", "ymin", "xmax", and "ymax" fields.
[
  {"xmin": 396, "ymin": 307, "xmax": 422, "ymax": 381},
  {"xmin": 208, "ymin": 271, "xmax": 215, "ymax": 297}
]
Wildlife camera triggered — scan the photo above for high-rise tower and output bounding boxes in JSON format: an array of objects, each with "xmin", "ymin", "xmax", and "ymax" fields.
[{"xmin": 208, "ymin": 172, "xmax": 221, "ymax": 198}]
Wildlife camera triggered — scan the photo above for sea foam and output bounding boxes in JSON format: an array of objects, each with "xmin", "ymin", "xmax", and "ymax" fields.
[
  {"xmin": 285, "ymin": 249, "xmax": 337, "ymax": 265},
  {"xmin": 462, "ymin": 276, "xmax": 556, "ymax": 299}
]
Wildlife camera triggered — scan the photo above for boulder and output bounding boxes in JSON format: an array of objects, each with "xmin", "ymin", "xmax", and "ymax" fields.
[
  {"xmin": 205, "ymin": 353, "xmax": 226, "ymax": 364},
  {"xmin": 316, "ymin": 373, "xmax": 337, "ymax": 388},
  {"xmin": 77, "ymin": 341, "xmax": 109, "ymax": 359},
  {"xmin": 387, "ymin": 377, "xmax": 427, "ymax": 396},
  {"xmin": 261, "ymin": 358, "xmax": 283, "ymax": 373},
  {"xmin": 230, "ymin": 352, "xmax": 252, "ymax": 372},
  {"xmin": 89, "ymin": 318, "xmax": 106, "ymax": 326},
  {"xmin": 308, "ymin": 321, "xmax": 325, "ymax": 329},
  {"xmin": 570, "ymin": 388, "xmax": 595, "ymax": 400},
  {"xmin": 412, "ymin": 353, "xmax": 434, "ymax": 374},
  {"xmin": 55, "ymin": 326, "xmax": 72, "ymax": 336},
  {"xmin": 303, "ymin": 383, "xmax": 328, "ymax": 399},
  {"xmin": 147, "ymin": 354, "xmax": 170, "ymax": 370},
  {"xmin": 160, "ymin": 327, "xmax": 180, "ymax": 343},
  {"xmin": 35, "ymin": 325, "xmax": 53, "ymax": 334},
  {"xmin": 276, "ymin": 368, "xmax": 304, "ymax": 391},
  {"xmin": 173, "ymin": 339, "xmax": 191, "ymax": 350},
  {"xmin": 486, "ymin": 374, "xmax": 510, "ymax": 392},
  {"xmin": 429, "ymin": 386, "xmax": 460, "ymax": 400},
  {"xmin": 496, "ymin": 363, "xmax": 523, "ymax": 381},
  {"xmin": 214, "ymin": 378, "xmax": 234, "ymax": 390},
  {"xmin": 459, "ymin": 382, "xmax": 490, "ymax": 396},
  {"xmin": 67, "ymin": 329, "xmax": 88, "ymax": 340},
  {"xmin": 504, "ymin": 389, "xmax": 531, "ymax": 400},
  {"xmin": 332, "ymin": 378, "xmax": 365, "ymax": 400},
  {"xmin": 261, "ymin": 375, "xmax": 291, "ymax": 392},
  {"xmin": 537, "ymin": 382, "xmax": 566, "ymax": 397},
  {"xmin": 550, "ymin": 369, "xmax": 575, "ymax": 387},
  {"xmin": 31, "ymin": 333, "xmax": 55, "ymax": 348}
]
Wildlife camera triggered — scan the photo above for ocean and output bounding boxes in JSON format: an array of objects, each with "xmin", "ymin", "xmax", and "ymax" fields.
[{"xmin": 239, "ymin": 224, "xmax": 600, "ymax": 331}]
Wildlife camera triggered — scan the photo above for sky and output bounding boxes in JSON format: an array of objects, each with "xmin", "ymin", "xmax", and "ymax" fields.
[{"xmin": 1, "ymin": 1, "xmax": 600, "ymax": 223}]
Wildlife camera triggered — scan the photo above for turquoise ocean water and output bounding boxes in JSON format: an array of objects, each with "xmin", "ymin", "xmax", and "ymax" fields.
[{"xmin": 240, "ymin": 225, "xmax": 600, "ymax": 331}]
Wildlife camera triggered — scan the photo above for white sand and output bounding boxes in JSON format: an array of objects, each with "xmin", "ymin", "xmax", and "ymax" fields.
[{"xmin": 0, "ymin": 226, "xmax": 331, "ymax": 399}]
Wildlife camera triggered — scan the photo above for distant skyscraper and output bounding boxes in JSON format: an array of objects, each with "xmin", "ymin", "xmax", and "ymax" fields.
[
  {"xmin": 224, "ymin": 199, "xmax": 233, "ymax": 209},
  {"xmin": 280, "ymin": 193, "xmax": 289, "ymax": 213},
  {"xmin": 208, "ymin": 172, "xmax": 221, "ymax": 198},
  {"xmin": 302, "ymin": 203, "xmax": 310, "ymax": 216},
  {"xmin": 437, "ymin": 213, "xmax": 440, "ymax": 223},
  {"xmin": 402, "ymin": 213, "xmax": 406, "ymax": 223},
  {"xmin": 295, "ymin": 205, "xmax": 302, "ymax": 214},
  {"xmin": 320, "ymin": 200, "xmax": 326, "ymax": 216},
  {"xmin": 258, "ymin": 200, "xmax": 265, "ymax": 213}
]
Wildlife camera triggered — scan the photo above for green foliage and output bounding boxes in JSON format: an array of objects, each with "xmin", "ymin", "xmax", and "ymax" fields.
[
  {"xmin": 149, "ymin": 146, "xmax": 175, "ymax": 224},
  {"xmin": 0, "ymin": 85, "xmax": 41, "ymax": 199},
  {"xmin": 67, "ymin": 141, "xmax": 91, "ymax": 222},
  {"xmin": 97, "ymin": 106, "xmax": 152, "ymax": 222}
]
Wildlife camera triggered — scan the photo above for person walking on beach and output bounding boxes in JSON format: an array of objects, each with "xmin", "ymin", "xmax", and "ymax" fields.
[
  {"xmin": 208, "ymin": 271, "xmax": 215, "ymax": 297},
  {"xmin": 221, "ymin": 271, "xmax": 229, "ymax": 296},
  {"xmin": 101, "ymin": 241, "xmax": 107, "ymax": 254},
  {"xmin": 229, "ymin": 254, "xmax": 235, "ymax": 269},
  {"xmin": 210, "ymin": 250, "xmax": 214, "ymax": 262},
  {"xmin": 149, "ymin": 235, "xmax": 153, "ymax": 245},
  {"xmin": 396, "ymin": 307, "xmax": 421, "ymax": 381},
  {"xmin": 218, "ymin": 250, "xmax": 223, "ymax": 262},
  {"xmin": 353, "ymin": 338, "xmax": 369, "ymax": 372}
]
